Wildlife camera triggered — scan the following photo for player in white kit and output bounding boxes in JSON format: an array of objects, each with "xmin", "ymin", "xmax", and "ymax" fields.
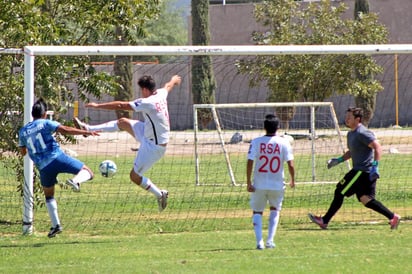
[
  {"xmin": 247, "ymin": 114, "xmax": 295, "ymax": 249},
  {"xmin": 73, "ymin": 75, "xmax": 181, "ymax": 212}
]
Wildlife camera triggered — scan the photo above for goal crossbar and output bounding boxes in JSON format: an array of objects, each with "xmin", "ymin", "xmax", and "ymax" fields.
[{"xmin": 24, "ymin": 44, "xmax": 412, "ymax": 56}]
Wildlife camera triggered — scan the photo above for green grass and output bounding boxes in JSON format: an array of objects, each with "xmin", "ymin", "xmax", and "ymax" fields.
[
  {"xmin": 1, "ymin": 150, "xmax": 412, "ymax": 273},
  {"xmin": 1, "ymin": 225, "xmax": 411, "ymax": 273}
]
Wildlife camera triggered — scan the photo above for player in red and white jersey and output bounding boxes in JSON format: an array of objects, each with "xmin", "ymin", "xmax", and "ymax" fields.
[
  {"xmin": 73, "ymin": 75, "xmax": 181, "ymax": 212},
  {"xmin": 247, "ymin": 114, "xmax": 295, "ymax": 249}
]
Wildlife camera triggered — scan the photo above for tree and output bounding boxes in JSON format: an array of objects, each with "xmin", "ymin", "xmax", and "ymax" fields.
[
  {"xmin": 71, "ymin": 1, "xmax": 161, "ymax": 119},
  {"xmin": 0, "ymin": 0, "xmax": 161, "ymax": 202},
  {"xmin": 236, "ymin": 0, "xmax": 387, "ymax": 128},
  {"xmin": 353, "ymin": 0, "xmax": 374, "ymax": 126},
  {"xmin": 138, "ymin": 0, "xmax": 188, "ymax": 49},
  {"xmin": 99, "ymin": 0, "xmax": 188, "ymax": 117},
  {"xmin": 191, "ymin": 0, "xmax": 216, "ymax": 128}
]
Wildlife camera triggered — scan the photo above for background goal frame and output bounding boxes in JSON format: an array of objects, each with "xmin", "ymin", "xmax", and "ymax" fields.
[{"xmin": 193, "ymin": 102, "xmax": 346, "ymax": 186}]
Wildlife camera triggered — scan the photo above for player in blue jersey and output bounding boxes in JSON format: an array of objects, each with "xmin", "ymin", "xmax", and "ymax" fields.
[
  {"xmin": 73, "ymin": 75, "xmax": 181, "ymax": 212},
  {"xmin": 308, "ymin": 107, "xmax": 400, "ymax": 230},
  {"xmin": 247, "ymin": 114, "xmax": 295, "ymax": 250},
  {"xmin": 18, "ymin": 98, "xmax": 99, "ymax": 237}
]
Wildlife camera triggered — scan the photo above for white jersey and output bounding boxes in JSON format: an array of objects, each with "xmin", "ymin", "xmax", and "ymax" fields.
[
  {"xmin": 129, "ymin": 88, "xmax": 170, "ymax": 144},
  {"xmin": 248, "ymin": 135, "xmax": 294, "ymax": 190}
]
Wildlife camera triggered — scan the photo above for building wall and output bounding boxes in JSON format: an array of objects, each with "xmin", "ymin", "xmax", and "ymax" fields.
[
  {"xmin": 210, "ymin": 1, "xmax": 412, "ymax": 44},
  {"xmin": 208, "ymin": 1, "xmax": 412, "ymax": 127},
  {"xmin": 76, "ymin": 1, "xmax": 412, "ymax": 129}
]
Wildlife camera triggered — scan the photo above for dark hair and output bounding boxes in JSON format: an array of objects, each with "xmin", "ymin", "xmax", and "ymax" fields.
[
  {"xmin": 137, "ymin": 75, "xmax": 156, "ymax": 92},
  {"xmin": 347, "ymin": 107, "xmax": 363, "ymax": 121},
  {"xmin": 264, "ymin": 114, "xmax": 279, "ymax": 134},
  {"xmin": 31, "ymin": 98, "xmax": 47, "ymax": 118}
]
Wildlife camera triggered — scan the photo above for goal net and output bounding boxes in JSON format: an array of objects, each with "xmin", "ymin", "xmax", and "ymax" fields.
[
  {"xmin": 1, "ymin": 45, "xmax": 411, "ymax": 236},
  {"xmin": 193, "ymin": 102, "xmax": 346, "ymax": 186}
]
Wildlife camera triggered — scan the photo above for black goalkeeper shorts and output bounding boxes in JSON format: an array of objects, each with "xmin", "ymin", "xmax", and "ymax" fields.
[{"xmin": 335, "ymin": 169, "xmax": 376, "ymax": 201}]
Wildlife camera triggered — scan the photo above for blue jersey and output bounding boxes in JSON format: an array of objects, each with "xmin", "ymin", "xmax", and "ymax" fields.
[{"xmin": 18, "ymin": 119, "xmax": 63, "ymax": 170}]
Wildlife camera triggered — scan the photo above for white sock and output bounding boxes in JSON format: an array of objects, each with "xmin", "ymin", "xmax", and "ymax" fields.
[
  {"xmin": 267, "ymin": 210, "xmax": 280, "ymax": 244},
  {"xmin": 72, "ymin": 168, "xmax": 92, "ymax": 184},
  {"xmin": 46, "ymin": 197, "xmax": 60, "ymax": 227},
  {"xmin": 252, "ymin": 213, "xmax": 263, "ymax": 245},
  {"xmin": 139, "ymin": 177, "xmax": 162, "ymax": 198},
  {"xmin": 88, "ymin": 120, "xmax": 119, "ymax": 132}
]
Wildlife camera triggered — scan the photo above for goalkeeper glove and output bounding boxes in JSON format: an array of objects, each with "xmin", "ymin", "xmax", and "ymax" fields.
[
  {"xmin": 327, "ymin": 157, "xmax": 344, "ymax": 169},
  {"xmin": 369, "ymin": 161, "xmax": 380, "ymax": 181}
]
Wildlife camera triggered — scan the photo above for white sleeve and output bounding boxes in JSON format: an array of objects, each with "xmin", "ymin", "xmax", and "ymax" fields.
[
  {"xmin": 129, "ymin": 98, "xmax": 145, "ymax": 112},
  {"xmin": 247, "ymin": 140, "xmax": 257, "ymax": 160}
]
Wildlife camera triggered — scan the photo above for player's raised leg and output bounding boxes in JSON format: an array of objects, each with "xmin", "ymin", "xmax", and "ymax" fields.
[
  {"xmin": 73, "ymin": 117, "xmax": 138, "ymax": 140},
  {"xmin": 73, "ymin": 117, "xmax": 119, "ymax": 132},
  {"xmin": 72, "ymin": 117, "xmax": 89, "ymax": 137},
  {"xmin": 66, "ymin": 165, "xmax": 94, "ymax": 192}
]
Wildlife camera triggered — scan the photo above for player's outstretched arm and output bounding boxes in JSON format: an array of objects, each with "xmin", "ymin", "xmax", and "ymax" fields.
[
  {"xmin": 164, "ymin": 75, "xmax": 182, "ymax": 93},
  {"xmin": 85, "ymin": 101, "xmax": 133, "ymax": 111},
  {"xmin": 57, "ymin": 125, "xmax": 100, "ymax": 136},
  {"xmin": 327, "ymin": 150, "xmax": 351, "ymax": 169}
]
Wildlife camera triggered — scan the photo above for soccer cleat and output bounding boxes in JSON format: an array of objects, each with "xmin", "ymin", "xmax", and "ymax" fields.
[
  {"xmin": 66, "ymin": 179, "xmax": 80, "ymax": 192},
  {"xmin": 308, "ymin": 213, "xmax": 328, "ymax": 229},
  {"xmin": 47, "ymin": 224, "xmax": 63, "ymax": 238},
  {"xmin": 73, "ymin": 117, "xmax": 89, "ymax": 137},
  {"xmin": 390, "ymin": 214, "xmax": 401, "ymax": 230},
  {"xmin": 265, "ymin": 241, "xmax": 276, "ymax": 249},
  {"xmin": 256, "ymin": 241, "xmax": 265, "ymax": 250},
  {"xmin": 157, "ymin": 190, "xmax": 169, "ymax": 212}
]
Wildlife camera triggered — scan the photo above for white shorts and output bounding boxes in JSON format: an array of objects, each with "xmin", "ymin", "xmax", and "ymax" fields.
[
  {"xmin": 130, "ymin": 121, "xmax": 166, "ymax": 176},
  {"xmin": 250, "ymin": 188, "xmax": 285, "ymax": 212}
]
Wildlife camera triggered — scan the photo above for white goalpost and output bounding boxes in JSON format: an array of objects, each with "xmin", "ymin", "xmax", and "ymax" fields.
[
  {"xmin": 193, "ymin": 102, "xmax": 346, "ymax": 186},
  {"xmin": 17, "ymin": 44, "xmax": 412, "ymax": 234}
]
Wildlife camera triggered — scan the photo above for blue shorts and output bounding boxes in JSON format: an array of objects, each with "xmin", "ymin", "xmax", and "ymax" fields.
[{"xmin": 39, "ymin": 153, "xmax": 84, "ymax": 188}]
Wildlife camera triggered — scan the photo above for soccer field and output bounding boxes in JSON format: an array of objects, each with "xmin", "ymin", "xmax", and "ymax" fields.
[
  {"xmin": 1, "ymin": 129, "xmax": 411, "ymax": 273},
  {"xmin": 1, "ymin": 224, "xmax": 411, "ymax": 273}
]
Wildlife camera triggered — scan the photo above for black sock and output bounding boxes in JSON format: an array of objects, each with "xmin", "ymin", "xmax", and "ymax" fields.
[
  {"xmin": 365, "ymin": 199, "xmax": 394, "ymax": 220},
  {"xmin": 323, "ymin": 190, "xmax": 344, "ymax": 224}
]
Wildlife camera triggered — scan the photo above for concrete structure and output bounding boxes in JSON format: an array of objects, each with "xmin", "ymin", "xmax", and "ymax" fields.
[
  {"xmin": 76, "ymin": 1, "xmax": 412, "ymax": 129},
  {"xmin": 210, "ymin": 1, "xmax": 412, "ymax": 44},
  {"xmin": 207, "ymin": 1, "xmax": 412, "ymax": 127}
]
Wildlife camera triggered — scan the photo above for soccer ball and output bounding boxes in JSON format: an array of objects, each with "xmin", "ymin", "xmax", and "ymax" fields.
[{"xmin": 99, "ymin": 160, "xmax": 117, "ymax": 177}]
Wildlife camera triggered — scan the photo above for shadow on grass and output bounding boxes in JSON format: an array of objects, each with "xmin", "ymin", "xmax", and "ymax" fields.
[
  {"xmin": 194, "ymin": 247, "xmax": 255, "ymax": 252},
  {"xmin": 0, "ymin": 239, "xmax": 117, "ymax": 249}
]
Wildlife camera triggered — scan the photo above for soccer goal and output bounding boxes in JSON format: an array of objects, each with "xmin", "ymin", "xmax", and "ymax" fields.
[
  {"xmin": 193, "ymin": 102, "xmax": 346, "ymax": 186},
  {"xmin": 0, "ymin": 44, "xmax": 409, "ymax": 236}
]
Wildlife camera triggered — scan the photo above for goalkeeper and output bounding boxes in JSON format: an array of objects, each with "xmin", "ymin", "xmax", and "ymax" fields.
[{"xmin": 308, "ymin": 107, "xmax": 400, "ymax": 230}]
